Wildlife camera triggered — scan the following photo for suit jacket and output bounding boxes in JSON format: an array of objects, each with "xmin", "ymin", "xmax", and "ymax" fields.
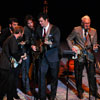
[
  {"xmin": 24, "ymin": 26, "xmax": 36, "ymax": 45},
  {"xmin": 36, "ymin": 24, "xmax": 61, "ymax": 62},
  {"xmin": 0, "ymin": 35, "xmax": 23, "ymax": 70},
  {"xmin": 67, "ymin": 26, "xmax": 97, "ymax": 50}
]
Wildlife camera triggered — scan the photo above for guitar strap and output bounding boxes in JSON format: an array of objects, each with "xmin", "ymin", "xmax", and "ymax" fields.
[{"xmin": 45, "ymin": 24, "xmax": 53, "ymax": 39}]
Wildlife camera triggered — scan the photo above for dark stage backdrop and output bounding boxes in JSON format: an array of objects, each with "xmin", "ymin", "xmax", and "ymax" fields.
[{"xmin": 0, "ymin": 0, "xmax": 100, "ymax": 42}]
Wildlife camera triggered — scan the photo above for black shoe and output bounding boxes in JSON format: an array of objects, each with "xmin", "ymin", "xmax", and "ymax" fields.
[
  {"xmin": 14, "ymin": 94, "xmax": 20, "ymax": 99},
  {"xmin": 78, "ymin": 93, "xmax": 83, "ymax": 99},
  {"xmin": 93, "ymin": 93, "xmax": 100, "ymax": 99}
]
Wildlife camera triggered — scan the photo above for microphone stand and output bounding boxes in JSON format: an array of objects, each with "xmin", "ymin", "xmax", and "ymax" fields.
[
  {"xmin": 62, "ymin": 50, "xmax": 75, "ymax": 100},
  {"xmin": 32, "ymin": 52, "xmax": 37, "ymax": 100}
]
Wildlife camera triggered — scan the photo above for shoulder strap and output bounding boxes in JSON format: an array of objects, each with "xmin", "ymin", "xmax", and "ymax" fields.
[
  {"xmin": 47, "ymin": 24, "xmax": 53, "ymax": 34},
  {"xmin": 46, "ymin": 24, "xmax": 53, "ymax": 38}
]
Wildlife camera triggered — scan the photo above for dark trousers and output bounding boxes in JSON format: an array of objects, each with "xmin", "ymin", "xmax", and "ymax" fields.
[
  {"xmin": 0, "ymin": 68, "xmax": 20, "ymax": 100},
  {"xmin": 74, "ymin": 60, "xmax": 97, "ymax": 95},
  {"xmin": 38, "ymin": 57, "xmax": 59, "ymax": 100},
  {"xmin": 0, "ymin": 69, "xmax": 8, "ymax": 100},
  {"xmin": 22, "ymin": 55, "xmax": 31, "ymax": 93}
]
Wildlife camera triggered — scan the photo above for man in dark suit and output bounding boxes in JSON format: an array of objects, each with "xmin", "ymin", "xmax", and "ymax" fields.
[
  {"xmin": 36, "ymin": 12, "xmax": 61, "ymax": 100},
  {"xmin": 67, "ymin": 15, "xmax": 100, "ymax": 99},
  {"xmin": 0, "ymin": 26, "xmax": 25, "ymax": 100}
]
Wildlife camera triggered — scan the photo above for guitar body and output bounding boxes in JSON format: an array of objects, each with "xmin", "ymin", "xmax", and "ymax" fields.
[
  {"xmin": 67, "ymin": 59, "xmax": 74, "ymax": 72},
  {"xmin": 35, "ymin": 39, "xmax": 47, "ymax": 58}
]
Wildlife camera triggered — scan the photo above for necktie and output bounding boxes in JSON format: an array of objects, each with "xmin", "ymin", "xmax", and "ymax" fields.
[
  {"xmin": 84, "ymin": 29, "xmax": 88, "ymax": 41},
  {"xmin": 43, "ymin": 28, "xmax": 46, "ymax": 38},
  {"xmin": 84, "ymin": 31, "xmax": 89, "ymax": 48}
]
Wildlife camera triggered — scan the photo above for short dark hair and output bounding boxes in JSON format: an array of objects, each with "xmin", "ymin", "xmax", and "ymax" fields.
[
  {"xmin": 24, "ymin": 15, "xmax": 35, "ymax": 25},
  {"xmin": 9, "ymin": 18, "xmax": 18, "ymax": 24},
  {"xmin": 38, "ymin": 12, "xmax": 49, "ymax": 20}
]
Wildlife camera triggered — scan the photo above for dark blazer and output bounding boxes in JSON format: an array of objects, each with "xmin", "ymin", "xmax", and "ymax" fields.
[
  {"xmin": 24, "ymin": 26, "xmax": 36, "ymax": 45},
  {"xmin": 0, "ymin": 35, "xmax": 23, "ymax": 70},
  {"xmin": 67, "ymin": 26, "xmax": 97, "ymax": 50},
  {"xmin": 36, "ymin": 24, "xmax": 61, "ymax": 62}
]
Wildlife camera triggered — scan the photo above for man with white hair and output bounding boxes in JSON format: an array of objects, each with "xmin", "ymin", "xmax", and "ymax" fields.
[{"xmin": 67, "ymin": 15, "xmax": 100, "ymax": 99}]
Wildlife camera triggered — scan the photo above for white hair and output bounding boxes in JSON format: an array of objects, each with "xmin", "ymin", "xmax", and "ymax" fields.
[{"xmin": 81, "ymin": 15, "xmax": 91, "ymax": 22}]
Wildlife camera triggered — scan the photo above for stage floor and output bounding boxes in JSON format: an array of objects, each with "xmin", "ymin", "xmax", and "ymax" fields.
[{"xmin": 3, "ymin": 41, "xmax": 100, "ymax": 100}]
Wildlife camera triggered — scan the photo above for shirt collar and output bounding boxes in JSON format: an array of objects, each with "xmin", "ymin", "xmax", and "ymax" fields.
[{"xmin": 43, "ymin": 23, "xmax": 50, "ymax": 33}]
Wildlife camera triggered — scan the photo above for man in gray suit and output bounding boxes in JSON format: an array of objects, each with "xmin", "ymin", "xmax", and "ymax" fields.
[{"xmin": 67, "ymin": 15, "xmax": 100, "ymax": 99}]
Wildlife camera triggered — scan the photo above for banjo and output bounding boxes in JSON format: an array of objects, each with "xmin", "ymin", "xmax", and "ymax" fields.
[{"xmin": 72, "ymin": 44, "xmax": 96, "ymax": 62}]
